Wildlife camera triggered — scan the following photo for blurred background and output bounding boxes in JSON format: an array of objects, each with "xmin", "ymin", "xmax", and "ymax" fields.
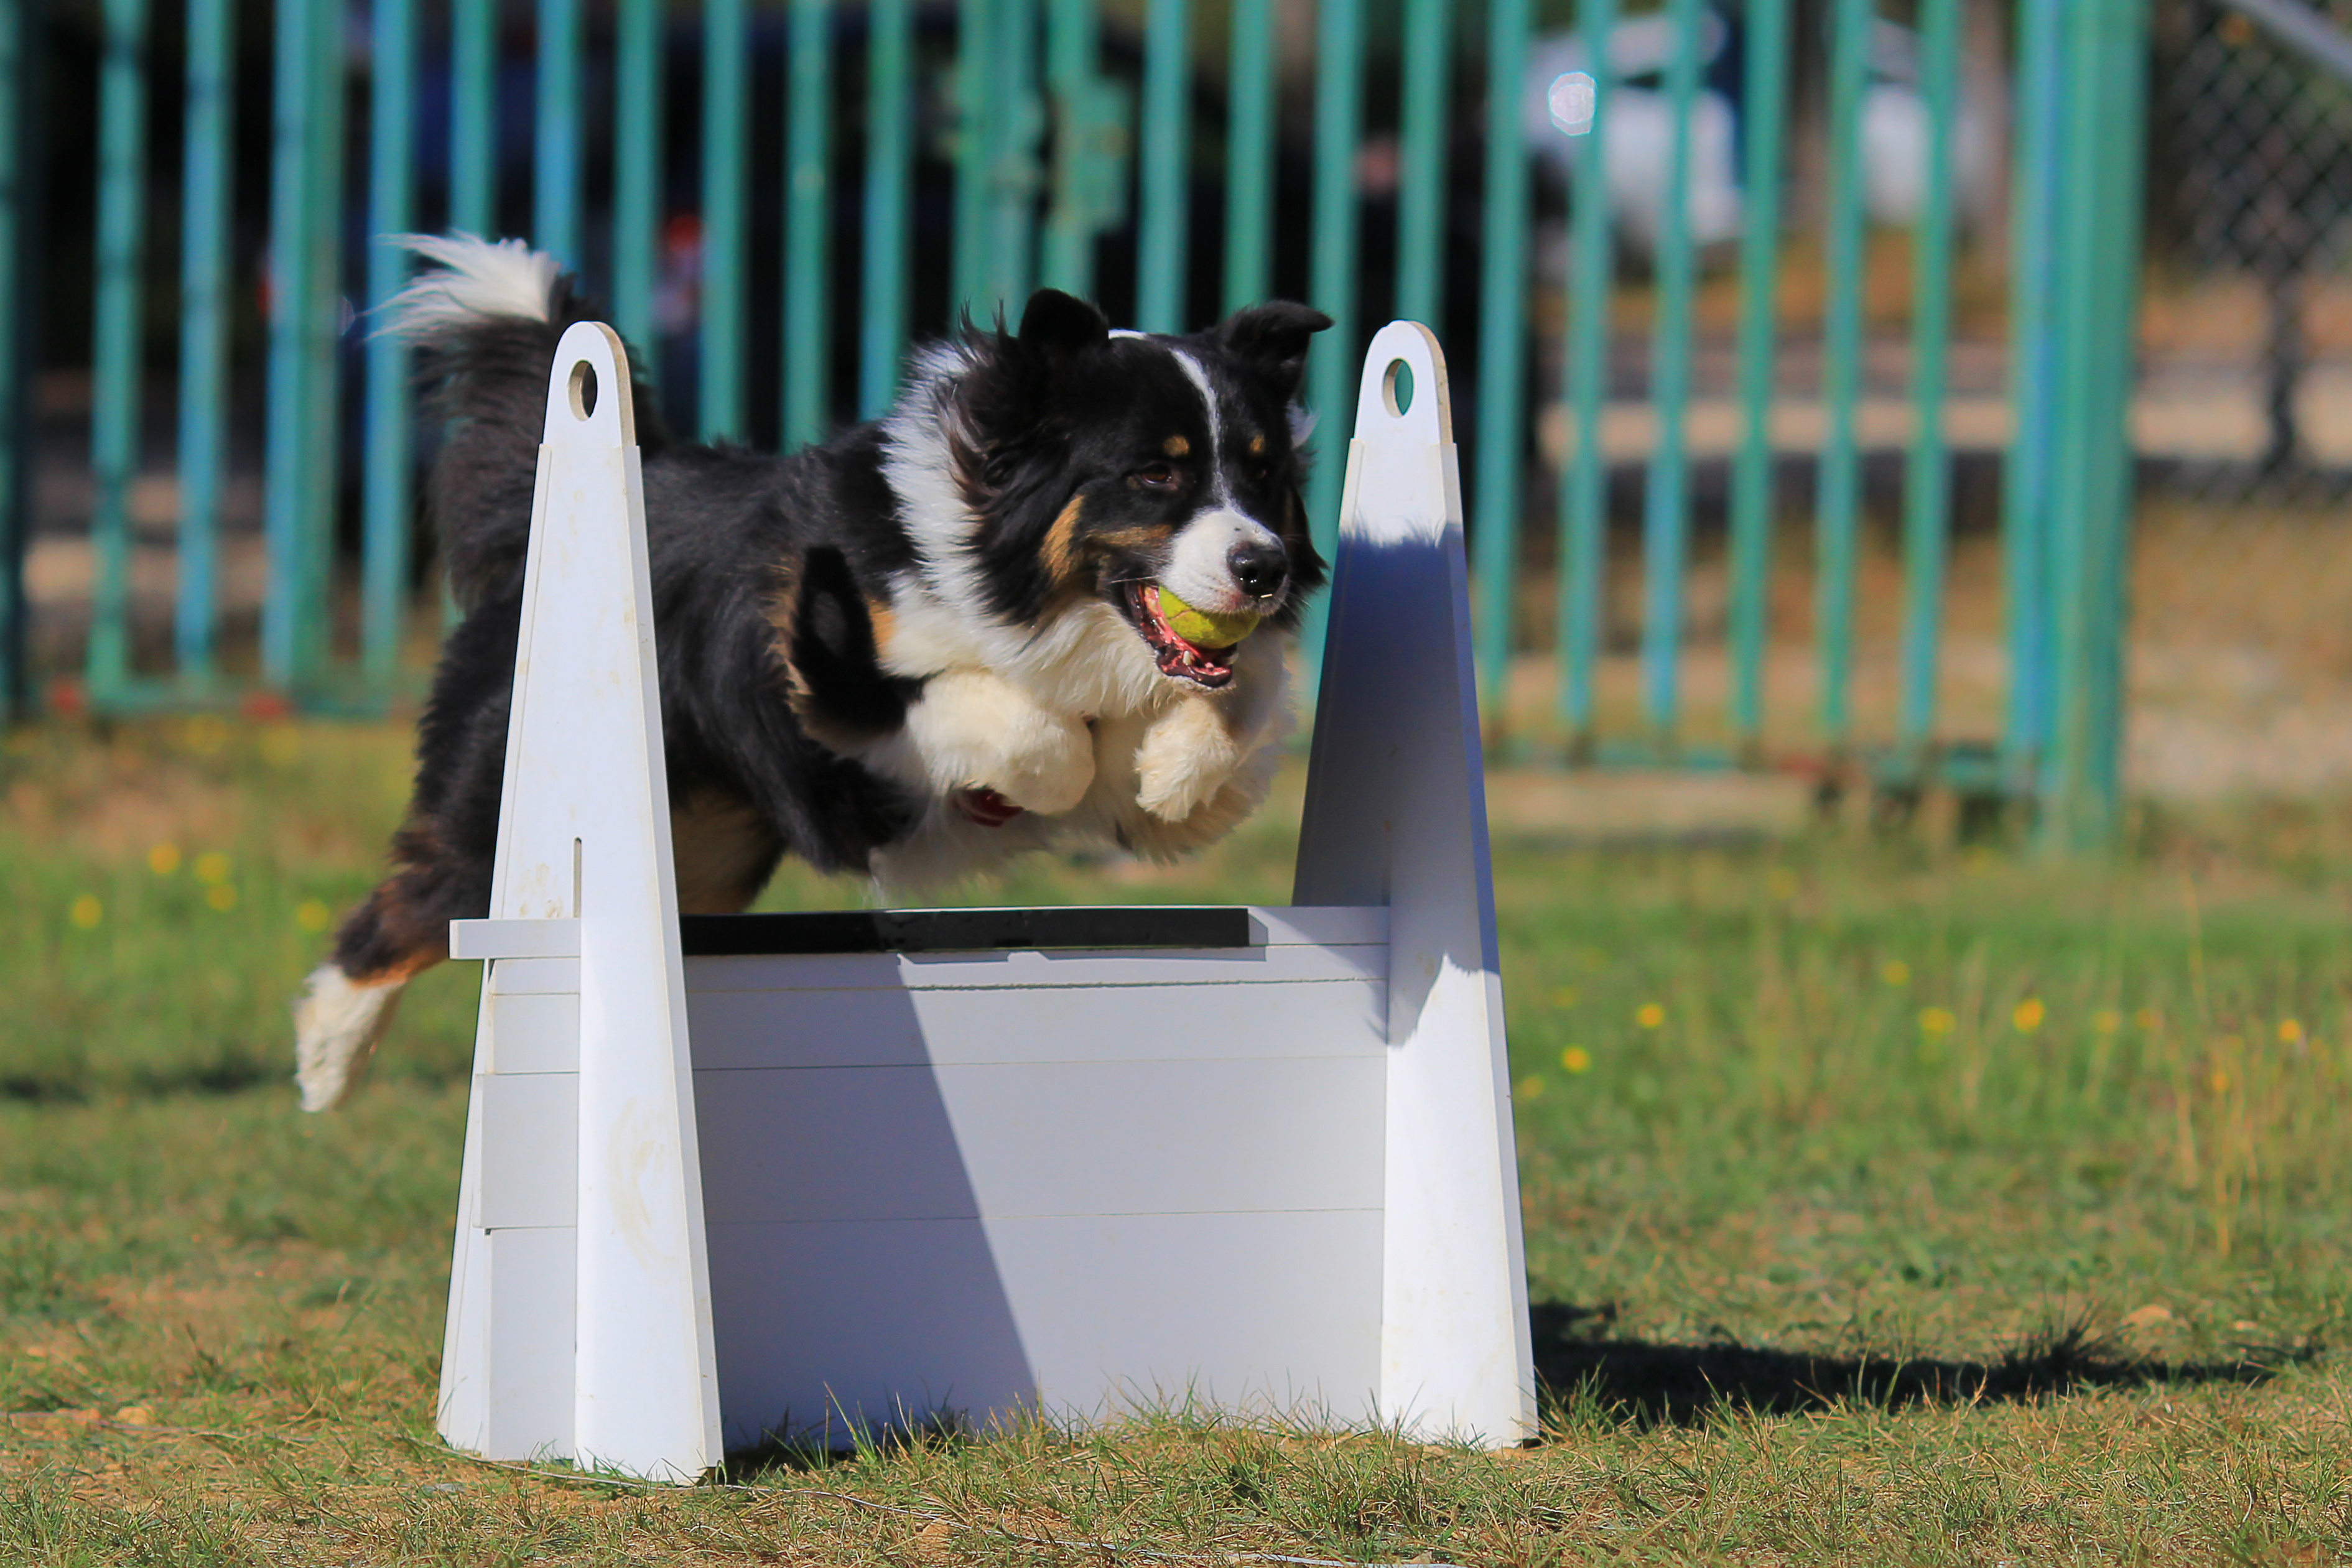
[{"xmin": 1, "ymin": 0, "xmax": 2349, "ymax": 846}]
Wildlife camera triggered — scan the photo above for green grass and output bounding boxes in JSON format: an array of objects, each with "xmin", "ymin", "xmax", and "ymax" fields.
[{"xmin": 4, "ymin": 717, "xmax": 2351, "ymax": 1564}]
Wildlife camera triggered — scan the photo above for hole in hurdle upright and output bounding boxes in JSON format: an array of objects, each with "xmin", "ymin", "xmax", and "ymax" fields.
[{"xmin": 437, "ymin": 320, "xmax": 1534, "ymax": 1481}]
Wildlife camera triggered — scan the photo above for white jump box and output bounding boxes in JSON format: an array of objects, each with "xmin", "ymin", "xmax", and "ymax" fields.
[{"xmin": 437, "ymin": 321, "xmax": 1535, "ymax": 1479}]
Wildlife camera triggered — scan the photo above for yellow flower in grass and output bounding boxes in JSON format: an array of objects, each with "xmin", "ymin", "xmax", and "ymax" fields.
[
  {"xmin": 183, "ymin": 715, "xmax": 228, "ymax": 755},
  {"xmin": 205, "ymin": 884, "xmax": 238, "ymax": 912},
  {"xmin": 1880, "ymin": 961, "xmax": 1910, "ymax": 987},
  {"xmin": 68, "ymin": 895, "xmax": 103, "ymax": 930},
  {"xmin": 193, "ymin": 851, "xmax": 232, "ymax": 885},
  {"xmin": 1635, "ymin": 1003, "xmax": 1665, "ymax": 1030},
  {"xmin": 2012, "ymin": 998, "xmax": 2045, "ymax": 1033},
  {"xmin": 1561, "ymin": 1046, "xmax": 1592, "ymax": 1074},
  {"xmin": 1918, "ymin": 1007, "xmax": 1957, "ymax": 1036},
  {"xmin": 2208, "ymin": 1068, "xmax": 2231, "ymax": 1096},
  {"xmin": 147, "ymin": 843, "xmax": 181, "ymax": 876},
  {"xmin": 2093, "ymin": 1008, "xmax": 2122, "ymax": 1034},
  {"xmin": 2279, "ymin": 1019, "xmax": 2305, "ymax": 1045},
  {"xmin": 1516, "ymin": 1075, "xmax": 1546, "ymax": 1101},
  {"xmin": 1550, "ymin": 986, "xmax": 1578, "ymax": 1009},
  {"xmin": 2135, "ymin": 1008, "xmax": 2164, "ymax": 1031},
  {"xmin": 295, "ymin": 899, "xmax": 333, "ymax": 934}
]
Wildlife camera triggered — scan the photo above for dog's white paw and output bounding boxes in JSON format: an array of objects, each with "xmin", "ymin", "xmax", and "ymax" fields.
[
  {"xmin": 903, "ymin": 669, "xmax": 1095, "ymax": 814},
  {"xmin": 292, "ymin": 964, "xmax": 406, "ymax": 1113},
  {"xmin": 1135, "ymin": 698, "xmax": 1242, "ymax": 823}
]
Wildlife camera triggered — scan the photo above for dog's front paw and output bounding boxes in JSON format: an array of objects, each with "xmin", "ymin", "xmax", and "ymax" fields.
[
  {"xmin": 1134, "ymin": 698, "xmax": 1242, "ymax": 822},
  {"xmin": 904, "ymin": 669, "xmax": 1095, "ymax": 814}
]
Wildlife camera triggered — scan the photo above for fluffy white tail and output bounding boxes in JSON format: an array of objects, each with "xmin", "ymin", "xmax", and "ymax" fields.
[{"xmin": 377, "ymin": 232, "xmax": 560, "ymax": 338}]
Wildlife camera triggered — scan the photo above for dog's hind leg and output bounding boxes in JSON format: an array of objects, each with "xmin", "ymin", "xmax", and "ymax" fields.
[{"xmin": 295, "ymin": 825, "xmax": 491, "ymax": 1113}]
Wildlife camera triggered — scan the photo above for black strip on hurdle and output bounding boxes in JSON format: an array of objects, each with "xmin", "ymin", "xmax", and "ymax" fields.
[{"xmin": 679, "ymin": 906, "xmax": 1253, "ymax": 957}]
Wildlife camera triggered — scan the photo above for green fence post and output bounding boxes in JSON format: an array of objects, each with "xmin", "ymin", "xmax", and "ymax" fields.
[
  {"xmin": 2041, "ymin": 3, "xmax": 2096, "ymax": 852},
  {"xmin": 87, "ymin": 0, "xmax": 149, "ymax": 700},
  {"xmin": 1556, "ymin": 0, "xmax": 1617, "ymax": 754},
  {"xmin": 2003, "ymin": 0, "xmax": 2064, "ymax": 794},
  {"xmin": 536, "ymin": 0, "xmax": 582, "ymax": 266},
  {"xmin": 2040, "ymin": 0, "xmax": 2144, "ymax": 851},
  {"xmin": 953, "ymin": 0, "xmax": 993, "ymax": 320},
  {"xmin": 614, "ymin": 0, "xmax": 663, "ymax": 353},
  {"xmin": 297, "ymin": 4, "xmax": 345, "ymax": 685},
  {"xmin": 701, "ymin": 0, "xmax": 748, "ymax": 439},
  {"xmin": 263, "ymin": 0, "xmax": 317, "ymax": 687},
  {"xmin": 2085, "ymin": 0, "xmax": 2146, "ymax": 836},
  {"xmin": 1222, "ymin": 0, "xmax": 1275, "ymax": 313},
  {"xmin": 363, "ymin": 0, "xmax": 419, "ymax": 691},
  {"xmin": 1395, "ymin": 0, "xmax": 1451, "ymax": 329},
  {"xmin": 0, "ymin": 0, "xmax": 22, "ymax": 715},
  {"xmin": 1727, "ymin": 0, "xmax": 1788, "ymax": 755},
  {"xmin": 1301, "ymin": 0, "xmax": 1365, "ymax": 675},
  {"xmin": 1639, "ymin": 0, "xmax": 1704, "ymax": 745},
  {"xmin": 177, "ymin": 0, "xmax": 235, "ymax": 685},
  {"xmin": 1815, "ymin": 0, "xmax": 1871, "ymax": 750},
  {"xmin": 988, "ymin": 0, "xmax": 1042, "ymax": 317},
  {"xmin": 1137, "ymin": 0, "xmax": 1191, "ymax": 332},
  {"xmin": 862, "ymin": 0, "xmax": 913, "ymax": 414},
  {"xmin": 1043, "ymin": 0, "xmax": 1107, "ymax": 303},
  {"xmin": 784, "ymin": 0, "xmax": 832, "ymax": 449},
  {"xmin": 1471, "ymin": 0, "xmax": 1533, "ymax": 712},
  {"xmin": 451, "ymin": 0, "xmax": 497, "ymax": 234},
  {"xmin": 1895, "ymin": 0, "xmax": 1961, "ymax": 763}
]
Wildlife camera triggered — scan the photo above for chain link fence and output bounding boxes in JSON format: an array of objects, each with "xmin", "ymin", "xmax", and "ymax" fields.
[
  {"xmin": 2153, "ymin": 0, "xmax": 2352, "ymax": 501},
  {"xmin": 2131, "ymin": 0, "xmax": 2352, "ymax": 806}
]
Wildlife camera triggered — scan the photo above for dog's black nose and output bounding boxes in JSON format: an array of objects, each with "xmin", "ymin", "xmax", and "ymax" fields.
[{"xmin": 1227, "ymin": 539, "xmax": 1289, "ymax": 599}]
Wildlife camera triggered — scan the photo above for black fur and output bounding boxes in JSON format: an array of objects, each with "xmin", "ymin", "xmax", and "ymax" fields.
[{"xmin": 333, "ymin": 256, "xmax": 1327, "ymax": 986}]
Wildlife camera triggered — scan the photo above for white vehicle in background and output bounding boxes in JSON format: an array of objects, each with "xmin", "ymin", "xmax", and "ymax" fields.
[{"xmin": 1525, "ymin": 10, "xmax": 1992, "ymax": 257}]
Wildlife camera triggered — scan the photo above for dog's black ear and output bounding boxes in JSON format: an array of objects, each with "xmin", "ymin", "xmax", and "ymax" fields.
[
  {"xmin": 1016, "ymin": 289, "xmax": 1110, "ymax": 369},
  {"xmin": 951, "ymin": 292, "xmax": 1106, "ymax": 499},
  {"xmin": 1214, "ymin": 302, "xmax": 1332, "ymax": 402}
]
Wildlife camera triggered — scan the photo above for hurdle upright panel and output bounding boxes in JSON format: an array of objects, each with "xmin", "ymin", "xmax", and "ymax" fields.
[{"xmin": 437, "ymin": 321, "xmax": 1534, "ymax": 1479}]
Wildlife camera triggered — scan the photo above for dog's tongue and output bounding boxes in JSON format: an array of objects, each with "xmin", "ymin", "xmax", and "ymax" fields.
[{"xmin": 955, "ymin": 787, "xmax": 1023, "ymax": 827}]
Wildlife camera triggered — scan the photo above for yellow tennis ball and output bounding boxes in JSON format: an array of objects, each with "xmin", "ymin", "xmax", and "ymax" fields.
[{"xmin": 1155, "ymin": 587, "xmax": 1260, "ymax": 649}]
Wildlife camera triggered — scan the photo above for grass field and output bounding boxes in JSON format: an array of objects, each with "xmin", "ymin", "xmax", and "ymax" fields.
[{"xmin": 4, "ymin": 715, "xmax": 2351, "ymax": 1564}]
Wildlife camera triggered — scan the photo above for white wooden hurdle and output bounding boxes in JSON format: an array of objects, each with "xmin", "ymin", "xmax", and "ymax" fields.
[{"xmin": 435, "ymin": 319, "xmax": 1535, "ymax": 1480}]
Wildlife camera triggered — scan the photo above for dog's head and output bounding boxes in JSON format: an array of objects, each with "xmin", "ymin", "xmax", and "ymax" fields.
[{"xmin": 926, "ymin": 290, "xmax": 1332, "ymax": 690}]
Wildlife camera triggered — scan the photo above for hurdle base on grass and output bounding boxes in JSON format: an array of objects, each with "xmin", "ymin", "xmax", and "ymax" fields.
[{"xmin": 434, "ymin": 320, "xmax": 1534, "ymax": 1479}]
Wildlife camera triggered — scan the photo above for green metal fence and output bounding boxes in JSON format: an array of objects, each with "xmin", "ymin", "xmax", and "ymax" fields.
[{"xmin": 0, "ymin": 0, "xmax": 2152, "ymax": 845}]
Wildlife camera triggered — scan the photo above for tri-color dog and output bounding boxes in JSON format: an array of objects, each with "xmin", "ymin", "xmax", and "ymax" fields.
[{"xmin": 292, "ymin": 234, "xmax": 1332, "ymax": 1111}]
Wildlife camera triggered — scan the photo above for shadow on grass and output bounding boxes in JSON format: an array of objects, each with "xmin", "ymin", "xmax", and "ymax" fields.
[{"xmin": 1531, "ymin": 1301, "xmax": 2314, "ymax": 1427}]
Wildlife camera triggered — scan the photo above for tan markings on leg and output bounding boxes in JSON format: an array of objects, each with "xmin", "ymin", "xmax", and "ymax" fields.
[
  {"xmin": 671, "ymin": 791, "xmax": 781, "ymax": 913},
  {"xmin": 865, "ymin": 595, "xmax": 896, "ymax": 656},
  {"xmin": 347, "ymin": 949, "xmax": 439, "ymax": 986},
  {"xmin": 1247, "ymin": 434, "xmax": 1266, "ymax": 456},
  {"xmin": 1163, "ymin": 435, "xmax": 1190, "ymax": 458},
  {"xmin": 1043, "ymin": 495, "xmax": 1087, "ymax": 588}
]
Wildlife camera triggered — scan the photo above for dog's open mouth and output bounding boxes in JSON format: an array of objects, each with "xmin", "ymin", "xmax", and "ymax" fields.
[{"xmin": 1129, "ymin": 585, "xmax": 1237, "ymax": 689}]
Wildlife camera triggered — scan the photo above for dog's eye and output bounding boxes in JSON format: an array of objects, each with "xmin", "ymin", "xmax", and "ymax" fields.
[{"xmin": 1128, "ymin": 464, "xmax": 1181, "ymax": 492}]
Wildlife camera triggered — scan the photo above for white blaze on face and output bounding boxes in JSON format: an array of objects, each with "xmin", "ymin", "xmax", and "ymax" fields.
[
  {"xmin": 1163, "ymin": 506, "xmax": 1281, "ymax": 616},
  {"xmin": 1160, "ymin": 344, "xmax": 1284, "ymax": 616}
]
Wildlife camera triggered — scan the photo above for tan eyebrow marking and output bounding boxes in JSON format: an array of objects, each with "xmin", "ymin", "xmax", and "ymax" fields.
[
  {"xmin": 1247, "ymin": 434, "xmax": 1267, "ymax": 456},
  {"xmin": 1163, "ymin": 435, "xmax": 1190, "ymax": 458},
  {"xmin": 865, "ymin": 596, "xmax": 896, "ymax": 654}
]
